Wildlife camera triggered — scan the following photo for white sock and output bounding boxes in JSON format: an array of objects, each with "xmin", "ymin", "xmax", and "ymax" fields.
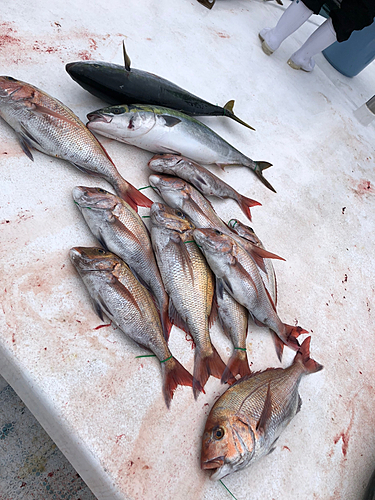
[
  {"xmin": 260, "ymin": 0, "xmax": 313, "ymax": 52},
  {"xmin": 289, "ymin": 17, "xmax": 337, "ymax": 71}
]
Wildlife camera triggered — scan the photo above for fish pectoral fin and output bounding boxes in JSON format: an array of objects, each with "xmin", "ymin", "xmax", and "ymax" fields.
[
  {"xmin": 160, "ymin": 115, "xmax": 181, "ymax": 128},
  {"xmin": 222, "ymin": 277, "xmax": 234, "ymax": 296},
  {"xmin": 191, "ymin": 174, "xmax": 209, "ymax": 193},
  {"xmin": 70, "ymin": 162, "xmax": 101, "ymax": 176},
  {"xmin": 122, "ymin": 40, "xmax": 131, "ymax": 72},
  {"xmin": 297, "ymin": 394, "xmax": 302, "ymax": 414},
  {"xmin": 110, "ymin": 274, "xmax": 142, "ymax": 314},
  {"xmin": 18, "ymin": 133, "xmax": 34, "ymax": 161},
  {"xmin": 30, "ymin": 103, "xmax": 77, "ymax": 126},
  {"xmin": 256, "ymin": 382, "xmax": 272, "ymax": 434},
  {"xmin": 264, "ymin": 287, "xmax": 277, "ymax": 312},
  {"xmin": 230, "ymin": 256, "xmax": 259, "ymax": 297},
  {"xmin": 157, "ymin": 145, "xmax": 182, "ymax": 155},
  {"xmin": 216, "ymin": 277, "xmax": 224, "ymax": 300}
]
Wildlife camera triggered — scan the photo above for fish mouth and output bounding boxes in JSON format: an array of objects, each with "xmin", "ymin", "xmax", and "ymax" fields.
[
  {"xmin": 87, "ymin": 112, "xmax": 112, "ymax": 124},
  {"xmin": 201, "ymin": 456, "xmax": 225, "ymax": 470}
]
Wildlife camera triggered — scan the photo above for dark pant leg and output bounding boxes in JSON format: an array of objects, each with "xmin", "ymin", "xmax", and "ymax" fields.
[
  {"xmin": 331, "ymin": 0, "xmax": 375, "ymax": 42},
  {"xmin": 301, "ymin": 0, "xmax": 326, "ymax": 15}
]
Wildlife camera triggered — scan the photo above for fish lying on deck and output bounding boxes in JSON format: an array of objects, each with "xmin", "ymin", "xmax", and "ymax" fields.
[
  {"xmin": 70, "ymin": 246, "xmax": 196, "ymax": 408},
  {"xmin": 66, "ymin": 41, "xmax": 255, "ymax": 130},
  {"xmin": 0, "ymin": 76, "xmax": 151, "ymax": 211},
  {"xmin": 86, "ymin": 104, "xmax": 275, "ymax": 192},
  {"xmin": 201, "ymin": 337, "xmax": 322, "ymax": 480}
]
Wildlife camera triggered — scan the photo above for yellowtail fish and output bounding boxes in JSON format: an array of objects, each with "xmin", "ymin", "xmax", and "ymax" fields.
[
  {"xmin": 201, "ymin": 337, "xmax": 322, "ymax": 480},
  {"xmin": 69, "ymin": 247, "xmax": 196, "ymax": 407},
  {"xmin": 148, "ymin": 154, "xmax": 261, "ymax": 221},
  {"xmin": 150, "ymin": 202, "xmax": 235, "ymax": 397},
  {"xmin": 72, "ymin": 186, "xmax": 172, "ymax": 340},
  {"xmin": 86, "ymin": 104, "xmax": 275, "ymax": 192},
  {"xmin": 192, "ymin": 228, "xmax": 307, "ymax": 355},
  {"xmin": 0, "ymin": 76, "xmax": 151, "ymax": 211}
]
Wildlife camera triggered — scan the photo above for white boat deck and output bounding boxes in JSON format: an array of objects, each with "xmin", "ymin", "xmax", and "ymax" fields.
[{"xmin": 1, "ymin": 1, "xmax": 375, "ymax": 499}]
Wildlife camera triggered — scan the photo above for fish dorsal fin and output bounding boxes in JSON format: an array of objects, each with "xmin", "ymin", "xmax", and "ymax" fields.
[
  {"xmin": 264, "ymin": 286, "xmax": 277, "ymax": 312},
  {"xmin": 256, "ymin": 382, "xmax": 272, "ymax": 434},
  {"xmin": 223, "ymin": 100, "xmax": 235, "ymax": 113},
  {"xmin": 123, "ymin": 40, "xmax": 131, "ymax": 72},
  {"xmin": 161, "ymin": 115, "xmax": 181, "ymax": 128}
]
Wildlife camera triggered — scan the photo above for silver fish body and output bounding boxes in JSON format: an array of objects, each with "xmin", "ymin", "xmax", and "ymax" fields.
[
  {"xmin": 86, "ymin": 104, "xmax": 275, "ymax": 192},
  {"xmin": 69, "ymin": 247, "xmax": 193, "ymax": 407},
  {"xmin": 0, "ymin": 76, "xmax": 151, "ymax": 211},
  {"xmin": 148, "ymin": 154, "xmax": 261, "ymax": 221},
  {"xmin": 192, "ymin": 228, "xmax": 306, "ymax": 355},
  {"xmin": 72, "ymin": 186, "xmax": 171, "ymax": 340},
  {"xmin": 201, "ymin": 337, "xmax": 323, "ymax": 480},
  {"xmin": 149, "ymin": 202, "xmax": 233, "ymax": 395}
]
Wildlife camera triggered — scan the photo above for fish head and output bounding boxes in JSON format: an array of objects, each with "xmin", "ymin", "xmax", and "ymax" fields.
[
  {"xmin": 69, "ymin": 247, "xmax": 121, "ymax": 274},
  {"xmin": 149, "ymin": 174, "xmax": 189, "ymax": 209},
  {"xmin": 148, "ymin": 154, "xmax": 185, "ymax": 174},
  {"xmin": 72, "ymin": 186, "xmax": 118, "ymax": 212},
  {"xmin": 150, "ymin": 202, "xmax": 194, "ymax": 233},
  {"xmin": 193, "ymin": 228, "xmax": 234, "ymax": 256},
  {"xmin": 228, "ymin": 219, "xmax": 260, "ymax": 246},
  {"xmin": 87, "ymin": 104, "xmax": 156, "ymax": 139},
  {"xmin": 0, "ymin": 76, "xmax": 26, "ymax": 100},
  {"xmin": 201, "ymin": 409, "xmax": 256, "ymax": 481}
]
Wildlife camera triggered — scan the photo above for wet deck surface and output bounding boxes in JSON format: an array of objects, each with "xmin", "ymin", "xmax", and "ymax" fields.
[{"xmin": 1, "ymin": 1, "xmax": 375, "ymax": 499}]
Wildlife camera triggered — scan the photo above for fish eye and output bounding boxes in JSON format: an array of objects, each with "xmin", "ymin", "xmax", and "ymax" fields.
[
  {"xmin": 97, "ymin": 248, "xmax": 106, "ymax": 254},
  {"xmin": 213, "ymin": 426, "xmax": 225, "ymax": 440},
  {"xmin": 214, "ymin": 230, "xmax": 222, "ymax": 236},
  {"xmin": 4, "ymin": 76, "xmax": 16, "ymax": 81},
  {"xmin": 113, "ymin": 108, "xmax": 123, "ymax": 115},
  {"xmin": 93, "ymin": 64, "xmax": 101, "ymax": 69},
  {"xmin": 175, "ymin": 210, "xmax": 184, "ymax": 217},
  {"xmin": 96, "ymin": 188, "xmax": 106, "ymax": 193}
]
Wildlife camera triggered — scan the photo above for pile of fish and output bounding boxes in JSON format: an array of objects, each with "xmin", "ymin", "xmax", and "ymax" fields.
[{"xmin": 0, "ymin": 45, "xmax": 322, "ymax": 485}]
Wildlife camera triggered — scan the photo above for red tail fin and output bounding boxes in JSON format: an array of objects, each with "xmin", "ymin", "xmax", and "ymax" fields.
[
  {"xmin": 115, "ymin": 180, "xmax": 153, "ymax": 211},
  {"xmin": 282, "ymin": 324, "xmax": 308, "ymax": 351},
  {"xmin": 294, "ymin": 336, "xmax": 323, "ymax": 374},
  {"xmin": 193, "ymin": 346, "xmax": 235, "ymax": 399},
  {"xmin": 221, "ymin": 349, "xmax": 251, "ymax": 383},
  {"xmin": 161, "ymin": 356, "xmax": 195, "ymax": 408},
  {"xmin": 238, "ymin": 195, "xmax": 262, "ymax": 222}
]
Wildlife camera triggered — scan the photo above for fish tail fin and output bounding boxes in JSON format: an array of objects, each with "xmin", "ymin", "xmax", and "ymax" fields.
[
  {"xmin": 223, "ymin": 100, "xmax": 256, "ymax": 131},
  {"xmin": 114, "ymin": 179, "xmax": 153, "ymax": 211},
  {"xmin": 281, "ymin": 324, "xmax": 308, "ymax": 351},
  {"xmin": 161, "ymin": 356, "xmax": 195, "ymax": 408},
  {"xmin": 294, "ymin": 336, "xmax": 323, "ymax": 374},
  {"xmin": 193, "ymin": 346, "xmax": 234, "ymax": 398},
  {"xmin": 221, "ymin": 349, "xmax": 251, "ymax": 384},
  {"xmin": 253, "ymin": 162, "xmax": 276, "ymax": 193},
  {"xmin": 238, "ymin": 194, "xmax": 262, "ymax": 221}
]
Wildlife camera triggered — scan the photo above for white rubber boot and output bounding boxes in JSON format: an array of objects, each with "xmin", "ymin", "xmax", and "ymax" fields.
[
  {"xmin": 287, "ymin": 17, "xmax": 337, "ymax": 71},
  {"xmin": 259, "ymin": 0, "xmax": 313, "ymax": 55}
]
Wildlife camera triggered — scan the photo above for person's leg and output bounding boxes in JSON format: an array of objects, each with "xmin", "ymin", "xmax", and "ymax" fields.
[
  {"xmin": 259, "ymin": 0, "xmax": 314, "ymax": 55},
  {"xmin": 287, "ymin": 17, "xmax": 337, "ymax": 71}
]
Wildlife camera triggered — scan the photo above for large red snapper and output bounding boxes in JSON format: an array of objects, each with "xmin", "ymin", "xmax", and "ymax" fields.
[
  {"xmin": 0, "ymin": 76, "xmax": 151, "ymax": 211},
  {"xmin": 201, "ymin": 337, "xmax": 323, "ymax": 480}
]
